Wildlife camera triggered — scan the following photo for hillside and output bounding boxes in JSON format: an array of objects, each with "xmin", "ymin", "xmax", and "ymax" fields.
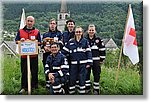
[{"xmin": 2, "ymin": 1, "xmax": 143, "ymax": 46}]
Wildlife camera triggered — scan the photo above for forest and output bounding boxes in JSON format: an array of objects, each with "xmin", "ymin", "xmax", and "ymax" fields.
[
  {"xmin": 2, "ymin": 1, "xmax": 143, "ymax": 46},
  {"xmin": 1, "ymin": 1, "xmax": 143, "ymax": 95}
]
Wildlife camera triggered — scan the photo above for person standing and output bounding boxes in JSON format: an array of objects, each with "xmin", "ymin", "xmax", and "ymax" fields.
[
  {"xmin": 62, "ymin": 19, "xmax": 76, "ymax": 93},
  {"xmin": 42, "ymin": 18, "xmax": 63, "ymax": 89},
  {"xmin": 85, "ymin": 24, "xmax": 106, "ymax": 95},
  {"xmin": 62, "ymin": 26, "xmax": 92, "ymax": 95},
  {"xmin": 62, "ymin": 19, "xmax": 75, "ymax": 45},
  {"xmin": 44, "ymin": 43, "xmax": 69, "ymax": 94},
  {"xmin": 15, "ymin": 16, "xmax": 41, "ymax": 94}
]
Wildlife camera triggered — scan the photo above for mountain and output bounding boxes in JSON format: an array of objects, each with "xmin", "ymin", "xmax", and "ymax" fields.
[{"xmin": 2, "ymin": 1, "xmax": 143, "ymax": 46}]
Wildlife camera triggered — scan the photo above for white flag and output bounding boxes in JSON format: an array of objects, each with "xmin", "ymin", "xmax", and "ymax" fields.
[
  {"xmin": 16, "ymin": 8, "xmax": 26, "ymax": 53},
  {"xmin": 19, "ymin": 8, "xmax": 25, "ymax": 29},
  {"xmin": 123, "ymin": 4, "xmax": 139, "ymax": 65}
]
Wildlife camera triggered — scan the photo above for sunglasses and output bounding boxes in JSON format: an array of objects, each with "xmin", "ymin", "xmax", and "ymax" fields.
[{"xmin": 75, "ymin": 31, "xmax": 82, "ymax": 33}]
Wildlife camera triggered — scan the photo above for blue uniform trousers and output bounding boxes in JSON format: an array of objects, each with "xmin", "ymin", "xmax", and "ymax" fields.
[
  {"xmin": 69, "ymin": 64, "xmax": 87, "ymax": 95},
  {"xmin": 86, "ymin": 60, "xmax": 101, "ymax": 94}
]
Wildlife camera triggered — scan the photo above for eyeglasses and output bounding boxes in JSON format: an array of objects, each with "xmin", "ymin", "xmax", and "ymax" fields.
[{"xmin": 75, "ymin": 31, "xmax": 82, "ymax": 33}]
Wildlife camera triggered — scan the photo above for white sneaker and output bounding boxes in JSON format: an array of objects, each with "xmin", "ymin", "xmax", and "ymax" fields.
[{"xmin": 19, "ymin": 89, "xmax": 26, "ymax": 94}]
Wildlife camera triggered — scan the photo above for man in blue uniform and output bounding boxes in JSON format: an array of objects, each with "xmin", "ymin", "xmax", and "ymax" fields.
[
  {"xmin": 62, "ymin": 26, "xmax": 92, "ymax": 95},
  {"xmin": 44, "ymin": 43, "xmax": 69, "ymax": 94},
  {"xmin": 62, "ymin": 19, "xmax": 76, "ymax": 93},
  {"xmin": 85, "ymin": 24, "xmax": 106, "ymax": 95},
  {"xmin": 42, "ymin": 18, "xmax": 63, "ymax": 89},
  {"xmin": 62, "ymin": 19, "xmax": 75, "ymax": 45}
]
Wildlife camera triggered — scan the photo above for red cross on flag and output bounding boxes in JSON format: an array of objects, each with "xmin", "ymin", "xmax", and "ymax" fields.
[{"xmin": 123, "ymin": 4, "xmax": 139, "ymax": 65}]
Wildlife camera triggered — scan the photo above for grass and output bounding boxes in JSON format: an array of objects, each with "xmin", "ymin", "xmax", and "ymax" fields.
[{"xmin": 1, "ymin": 53, "xmax": 143, "ymax": 95}]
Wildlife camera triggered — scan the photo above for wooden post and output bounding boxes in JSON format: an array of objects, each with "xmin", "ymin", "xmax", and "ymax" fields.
[
  {"xmin": 18, "ymin": 40, "xmax": 38, "ymax": 95},
  {"xmin": 27, "ymin": 55, "xmax": 31, "ymax": 95},
  {"xmin": 115, "ymin": 42, "xmax": 123, "ymax": 86},
  {"xmin": 115, "ymin": 4, "xmax": 131, "ymax": 86}
]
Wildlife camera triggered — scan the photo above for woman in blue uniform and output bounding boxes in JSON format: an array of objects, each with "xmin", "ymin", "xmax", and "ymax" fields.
[
  {"xmin": 85, "ymin": 24, "xmax": 106, "ymax": 95},
  {"xmin": 62, "ymin": 26, "xmax": 92, "ymax": 94}
]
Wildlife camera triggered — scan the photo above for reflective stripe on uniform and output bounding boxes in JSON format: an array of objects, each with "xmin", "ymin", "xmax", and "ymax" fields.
[
  {"xmin": 71, "ymin": 61, "xmax": 77, "ymax": 64},
  {"xmin": 80, "ymin": 60, "xmax": 87, "ymax": 64},
  {"xmin": 91, "ymin": 45, "xmax": 99, "ymax": 50},
  {"xmin": 100, "ymin": 56, "xmax": 106, "ymax": 58},
  {"xmin": 92, "ymin": 57, "xmax": 100, "ymax": 60},
  {"xmin": 45, "ymin": 64, "xmax": 49, "ymax": 68},
  {"xmin": 87, "ymin": 59, "xmax": 93, "ymax": 63},
  {"xmin": 63, "ymin": 46, "xmax": 70, "ymax": 52},
  {"xmin": 58, "ymin": 70, "xmax": 63, "ymax": 77},
  {"xmin": 69, "ymin": 86, "xmax": 75, "ymax": 90},
  {"xmin": 99, "ymin": 48, "xmax": 106, "ymax": 51},
  {"xmin": 93, "ymin": 86, "xmax": 99, "ymax": 89},
  {"xmin": 85, "ymin": 48, "xmax": 91, "ymax": 51},
  {"xmin": 53, "ymin": 67, "xmax": 60, "ymax": 70},
  {"xmin": 53, "ymin": 84, "xmax": 61, "ymax": 89},
  {"xmin": 61, "ymin": 65, "xmax": 69, "ymax": 69},
  {"xmin": 94, "ymin": 82, "xmax": 99, "ymax": 85},
  {"xmin": 45, "ymin": 69, "xmax": 50, "ymax": 74}
]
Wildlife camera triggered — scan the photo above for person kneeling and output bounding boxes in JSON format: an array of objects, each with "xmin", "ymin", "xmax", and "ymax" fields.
[{"xmin": 44, "ymin": 43, "xmax": 69, "ymax": 95}]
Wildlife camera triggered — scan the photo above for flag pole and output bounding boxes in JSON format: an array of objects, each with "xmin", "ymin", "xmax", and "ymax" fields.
[{"xmin": 115, "ymin": 4, "xmax": 131, "ymax": 86}]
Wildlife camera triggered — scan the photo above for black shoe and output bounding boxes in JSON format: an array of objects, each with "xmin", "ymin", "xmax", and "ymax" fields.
[
  {"xmin": 85, "ymin": 90, "xmax": 91, "ymax": 95},
  {"xmin": 93, "ymin": 91, "xmax": 99, "ymax": 95}
]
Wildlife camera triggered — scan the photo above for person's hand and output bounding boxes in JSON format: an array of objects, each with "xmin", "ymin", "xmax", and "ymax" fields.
[
  {"xmin": 48, "ymin": 73, "xmax": 55, "ymax": 84},
  {"xmin": 51, "ymin": 79, "xmax": 55, "ymax": 84},
  {"xmin": 20, "ymin": 38, "xmax": 25, "ymax": 42},
  {"xmin": 86, "ymin": 65, "xmax": 90, "ymax": 68},
  {"xmin": 44, "ymin": 46, "xmax": 50, "ymax": 52}
]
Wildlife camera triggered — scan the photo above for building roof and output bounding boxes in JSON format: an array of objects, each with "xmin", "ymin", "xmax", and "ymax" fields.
[
  {"xmin": 0, "ymin": 41, "xmax": 17, "ymax": 56},
  {"xmin": 104, "ymin": 38, "xmax": 118, "ymax": 49}
]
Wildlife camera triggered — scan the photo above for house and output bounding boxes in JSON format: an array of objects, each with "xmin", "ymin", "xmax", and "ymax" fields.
[
  {"xmin": 0, "ymin": 41, "xmax": 17, "ymax": 57},
  {"xmin": 103, "ymin": 38, "xmax": 118, "ymax": 50}
]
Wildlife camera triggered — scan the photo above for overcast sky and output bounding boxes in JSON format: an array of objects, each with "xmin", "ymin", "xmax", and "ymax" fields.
[{"xmin": 1, "ymin": 0, "xmax": 142, "ymax": 3}]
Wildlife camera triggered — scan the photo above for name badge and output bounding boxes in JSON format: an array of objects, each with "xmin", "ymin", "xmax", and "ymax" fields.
[
  {"xmin": 31, "ymin": 36, "xmax": 35, "ymax": 40},
  {"xmin": 54, "ymin": 37, "xmax": 58, "ymax": 42}
]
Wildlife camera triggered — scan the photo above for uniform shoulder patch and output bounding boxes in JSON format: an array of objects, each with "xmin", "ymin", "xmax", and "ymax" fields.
[{"xmin": 95, "ymin": 39, "xmax": 99, "ymax": 43}]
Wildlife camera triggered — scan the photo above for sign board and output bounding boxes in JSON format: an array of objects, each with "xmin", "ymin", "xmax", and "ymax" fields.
[{"xmin": 18, "ymin": 40, "xmax": 38, "ymax": 55}]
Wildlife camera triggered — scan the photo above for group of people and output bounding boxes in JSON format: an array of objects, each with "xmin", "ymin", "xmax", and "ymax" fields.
[{"xmin": 15, "ymin": 15, "xmax": 106, "ymax": 95}]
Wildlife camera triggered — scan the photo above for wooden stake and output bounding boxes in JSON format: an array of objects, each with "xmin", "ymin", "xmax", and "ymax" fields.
[
  {"xmin": 27, "ymin": 55, "xmax": 31, "ymax": 95},
  {"xmin": 115, "ymin": 4, "xmax": 131, "ymax": 86}
]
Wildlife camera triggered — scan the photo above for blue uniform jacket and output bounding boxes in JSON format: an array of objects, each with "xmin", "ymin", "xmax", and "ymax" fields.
[
  {"xmin": 86, "ymin": 35, "xmax": 106, "ymax": 62},
  {"xmin": 62, "ymin": 30, "xmax": 75, "ymax": 45},
  {"xmin": 62, "ymin": 38, "xmax": 93, "ymax": 65},
  {"xmin": 42, "ymin": 30, "xmax": 62, "ymax": 40},
  {"xmin": 42, "ymin": 30, "xmax": 63, "ymax": 49},
  {"xmin": 44, "ymin": 52, "xmax": 69, "ymax": 78}
]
